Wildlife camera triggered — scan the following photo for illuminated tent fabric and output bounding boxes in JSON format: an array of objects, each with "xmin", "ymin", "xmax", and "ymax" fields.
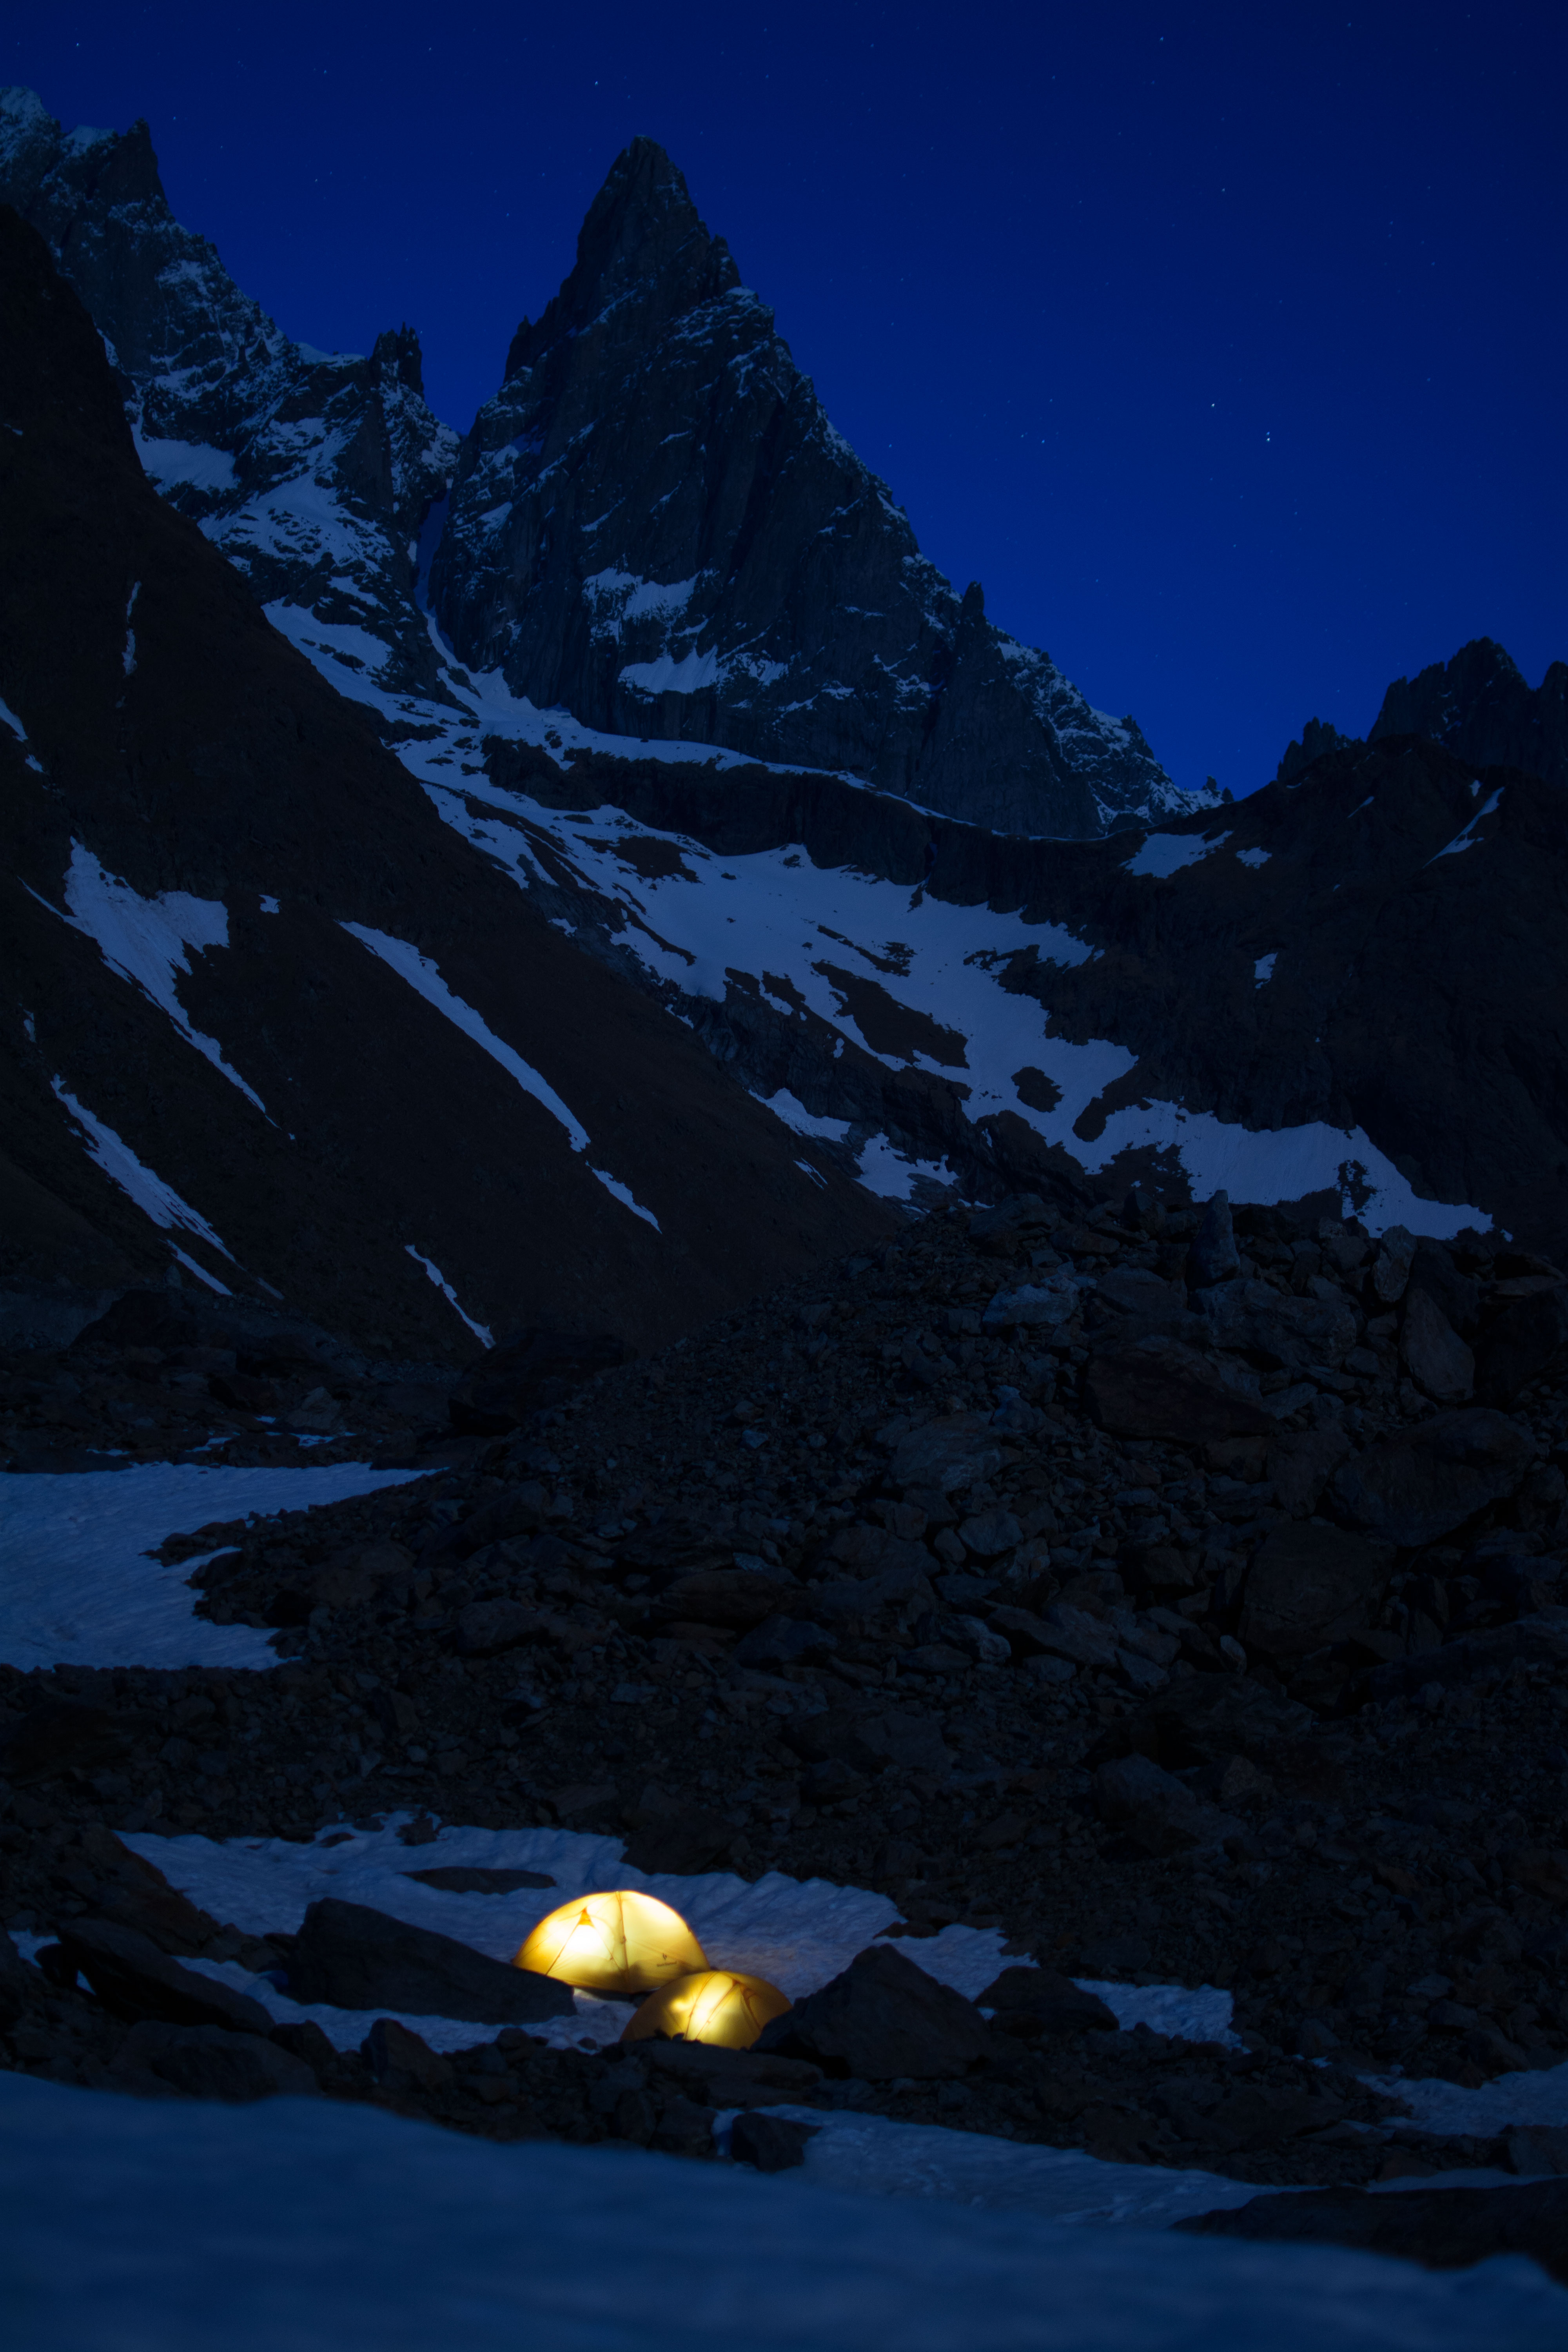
[
  {"xmin": 514, "ymin": 1891, "xmax": 707, "ymax": 1995},
  {"xmin": 622, "ymin": 1969, "xmax": 792, "ymax": 2049}
]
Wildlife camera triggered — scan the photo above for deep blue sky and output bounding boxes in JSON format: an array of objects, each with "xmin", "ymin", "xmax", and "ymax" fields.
[{"xmin": 11, "ymin": 1, "xmax": 1564, "ymax": 797}]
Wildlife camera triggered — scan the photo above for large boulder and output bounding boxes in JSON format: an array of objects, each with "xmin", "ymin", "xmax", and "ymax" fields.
[
  {"xmin": 728, "ymin": 2112, "xmax": 820, "ymax": 2172},
  {"xmin": 1125, "ymin": 1673, "xmax": 1314, "ymax": 1769},
  {"xmin": 783, "ymin": 1704, "xmax": 952, "ymax": 1781},
  {"xmin": 57, "ymin": 1919, "xmax": 273, "ymax": 2034},
  {"xmin": 884, "ymin": 1414, "xmax": 1007, "ymax": 1495},
  {"xmin": 1268, "ymin": 1425, "xmax": 1352, "ymax": 1518},
  {"xmin": 0, "ymin": 1929, "xmax": 32, "ymax": 2033},
  {"xmin": 1329, "ymin": 1408, "xmax": 1533, "ymax": 1546},
  {"xmin": 646, "ymin": 1568, "xmax": 796, "ymax": 1630},
  {"xmin": 981, "ymin": 1274, "xmax": 1086, "ymax": 1335},
  {"xmin": 1368, "ymin": 1227, "xmax": 1417, "ymax": 1307},
  {"xmin": 1192, "ymin": 1280, "xmax": 1358, "ymax": 1371},
  {"xmin": 285, "ymin": 1898, "xmax": 575, "ymax": 2022},
  {"xmin": 111, "ymin": 2021, "xmax": 319, "ymax": 2102},
  {"xmin": 1238, "ymin": 1523, "xmax": 1396, "ymax": 1662},
  {"xmin": 1175, "ymin": 2179, "xmax": 1568, "ymax": 2286},
  {"xmin": 1407, "ymin": 1241, "xmax": 1481, "ymax": 1338},
  {"xmin": 639, "ymin": 2040, "xmax": 823, "ymax": 2111},
  {"xmin": 1031, "ymin": 1604, "xmax": 1122, "ymax": 1671},
  {"xmin": 1083, "ymin": 1267, "xmax": 1191, "ymax": 1339},
  {"xmin": 755, "ymin": 1943, "xmax": 993, "ymax": 2079},
  {"xmin": 1476, "ymin": 1284, "xmax": 1568, "ymax": 1405},
  {"xmin": 1187, "ymin": 1191, "xmax": 1241, "ymax": 1289},
  {"xmin": 1399, "ymin": 1287, "xmax": 1474, "ymax": 1402},
  {"xmin": 1085, "ymin": 1338, "xmax": 1272, "ymax": 1443},
  {"xmin": 977, "ymin": 1967, "xmax": 1118, "ymax": 2038},
  {"xmin": 70, "ymin": 1289, "xmax": 347, "ymax": 1375},
  {"xmin": 1094, "ymin": 1753, "xmax": 1243, "ymax": 1857},
  {"xmin": 1367, "ymin": 1607, "xmax": 1568, "ymax": 1703},
  {"xmin": 448, "ymin": 1328, "xmax": 625, "ymax": 1435},
  {"xmin": 361, "ymin": 2017, "xmax": 454, "ymax": 2091},
  {"xmin": 965, "ymin": 1194, "xmax": 1062, "ymax": 1258}
]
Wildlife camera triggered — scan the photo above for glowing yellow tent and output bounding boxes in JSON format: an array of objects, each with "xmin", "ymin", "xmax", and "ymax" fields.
[
  {"xmin": 514, "ymin": 1890, "xmax": 708, "ymax": 1996},
  {"xmin": 622, "ymin": 1968, "xmax": 791, "ymax": 2049}
]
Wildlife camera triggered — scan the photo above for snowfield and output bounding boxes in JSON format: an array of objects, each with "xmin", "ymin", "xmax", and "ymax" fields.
[
  {"xmin": 0, "ymin": 1461, "xmax": 422, "ymax": 1670},
  {"xmin": 5, "ymin": 2071, "xmax": 1565, "ymax": 2352},
  {"xmin": 254, "ymin": 598, "xmax": 1492, "ymax": 1240}
]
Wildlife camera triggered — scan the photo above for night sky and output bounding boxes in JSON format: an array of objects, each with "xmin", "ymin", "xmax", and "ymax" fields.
[{"xmin": 11, "ymin": 1, "xmax": 1563, "ymax": 799}]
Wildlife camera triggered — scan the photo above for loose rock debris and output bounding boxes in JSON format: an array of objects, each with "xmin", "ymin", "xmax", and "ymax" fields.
[{"xmin": 3, "ymin": 1189, "xmax": 1567, "ymax": 2252}]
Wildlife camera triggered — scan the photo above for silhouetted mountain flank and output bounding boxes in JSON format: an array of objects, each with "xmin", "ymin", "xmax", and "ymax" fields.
[{"xmin": 0, "ymin": 204, "xmax": 893, "ymax": 1356}]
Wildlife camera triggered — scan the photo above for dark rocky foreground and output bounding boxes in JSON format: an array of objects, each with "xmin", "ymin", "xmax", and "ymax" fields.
[
  {"xmin": 0, "ymin": 1284, "xmax": 466, "ymax": 1475},
  {"xmin": 3, "ymin": 1185, "xmax": 1568, "ymax": 2283}
]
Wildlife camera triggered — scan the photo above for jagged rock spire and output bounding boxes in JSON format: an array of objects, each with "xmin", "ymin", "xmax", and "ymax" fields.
[
  {"xmin": 0, "ymin": 86, "xmax": 460, "ymax": 702},
  {"xmin": 508, "ymin": 139, "xmax": 740, "ymax": 377},
  {"xmin": 1370, "ymin": 638, "xmax": 1567, "ymax": 787},
  {"xmin": 439, "ymin": 143, "xmax": 1189, "ymax": 836}
]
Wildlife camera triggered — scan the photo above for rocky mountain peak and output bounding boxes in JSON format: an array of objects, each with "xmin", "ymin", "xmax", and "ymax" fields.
[
  {"xmin": 432, "ymin": 143, "xmax": 1191, "ymax": 836},
  {"xmin": 4, "ymin": 92, "xmax": 1196, "ymax": 838},
  {"xmin": 0, "ymin": 93, "xmax": 240, "ymax": 386},
  {"xmin": 507, "ymin": 137, "xmax": 740, "ymax": 377},
  {"xmin": 0, "ymin": 87, "xmax": 461, "ymax": 702},
  {"xmin": 1274, "ymin": 716, "xmax": 1359, "ymax": 787},
  {"xmin": 371, "ymin": 323, "xmax": 426, "ymax": 396},
  {"xmin": 1370, "ymin": 636, "xmax": 1567, "ymax": 788}
]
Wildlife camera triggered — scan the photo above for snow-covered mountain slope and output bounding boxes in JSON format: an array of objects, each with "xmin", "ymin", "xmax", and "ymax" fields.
[
  {"xmin": 429, "ymin": 137, "xmax": 1194, "ymax": 838},
  {"xmin": 0, "ymin": 87, "xmax": 458, "ymax": 703},
  {"xmin": 257, "ymin": 579, "xmax": 1568, "ymax": 1253},
  {"xmin": 0, "ymin": 207, "xmax": 894, "ymax": 1354}
]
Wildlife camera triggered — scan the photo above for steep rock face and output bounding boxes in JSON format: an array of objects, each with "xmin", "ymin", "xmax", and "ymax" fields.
[
  {"xmin": 0, "ymin": 206, "xmax": 893, "ymax": 1354},
  {"xmin": 429, "ymin": 138, "xmax": 1191, "ymax": 838},
  {"xmin": 1370, "ymin": 637, "xmax": 1567, "ymax": 788},
  {"xmin": 0, "ymin": 87, "xmax": 458, "ymax": 702}
]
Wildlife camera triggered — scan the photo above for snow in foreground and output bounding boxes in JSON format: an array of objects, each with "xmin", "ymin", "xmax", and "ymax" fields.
[
  {"xmin": 4, "ymin": 2074, "xmax": 1562, "ymax": 2352},
  {"xmin": 0, "ymin": 1461, "xmax": 421, "ymax": 1670}
]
